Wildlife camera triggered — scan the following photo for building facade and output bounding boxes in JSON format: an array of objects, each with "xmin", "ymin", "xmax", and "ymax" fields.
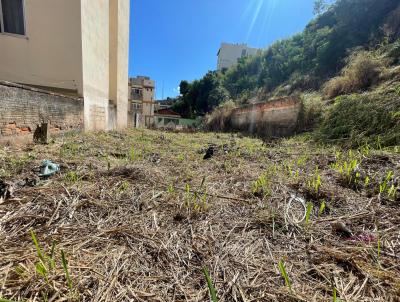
[
  {"xmin": 217, "ymin": 43, "xmax": 260, "ymax": 71},
  {"xmin": 128, "ymin": 76, "xmax": 156, "ymax": 128},
  {"xmin": 0, "ymin": 0, "xmax": 130, "ymax": 131}
]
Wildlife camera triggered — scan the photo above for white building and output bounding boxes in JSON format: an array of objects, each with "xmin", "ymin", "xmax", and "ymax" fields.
[{"xmin": 217, "ymin": 43, "xmax": 260, "ymax": 71}]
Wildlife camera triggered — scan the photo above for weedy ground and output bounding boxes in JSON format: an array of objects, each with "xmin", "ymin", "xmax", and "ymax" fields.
[{"xmin": 0, "ymin": 129, "xmax": 399, "ymax": 302}]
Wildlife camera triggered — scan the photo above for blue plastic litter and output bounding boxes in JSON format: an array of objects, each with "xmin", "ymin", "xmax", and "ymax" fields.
[{"xmin": 39, "ymin": 160, "xmax": 60, "ymax": 177}]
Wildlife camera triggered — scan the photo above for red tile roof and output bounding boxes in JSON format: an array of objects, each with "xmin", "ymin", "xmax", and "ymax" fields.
[{"xmin": 155, "ymin": 108, "xmax": 181, "ymax": 117}]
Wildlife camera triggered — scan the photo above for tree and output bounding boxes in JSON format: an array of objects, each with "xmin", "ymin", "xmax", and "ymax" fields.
[
  {"xmin": 179, "ymin": 80, "xmax": 190, "ymax": 96},
  {"xmin": 313, "ymin": 0, "xmax": 328, "ymax": 15}
]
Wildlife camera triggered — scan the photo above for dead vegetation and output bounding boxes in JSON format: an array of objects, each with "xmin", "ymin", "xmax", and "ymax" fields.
[
  {"xmin": 204, "ymin": 101, "xmax": 236, "ymax": 132},
  {"xmin": 323, "ymin": 51, "xmax": 385, "ymax": 99},
  {"xmin": 0, "ymin": 130, "xmax": 399, "ymax": 302}
]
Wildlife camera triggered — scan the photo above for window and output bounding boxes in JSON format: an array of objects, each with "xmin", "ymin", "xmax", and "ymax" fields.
[
  {"xmin": 131, "ymin": 103, "xmax": 142, "ymax": 110},
  {"xmin": 0, "ymin": 0, "xmax": 25, "ymax": 35},
  {"xmin": 241, "ymin": 49, "xmax": 247, "ymax": 57}
]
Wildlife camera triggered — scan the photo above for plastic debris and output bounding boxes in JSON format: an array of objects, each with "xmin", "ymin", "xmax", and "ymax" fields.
[
  {"xmin": 203, "ymin": 146, "xmax": 215, "ymax": 160},
  {"xmin": 347, "ymin": 234, "xmax": 376, "ymax": 244},
  {"xmin": 0, "ymin": 180, "xmax": 14, "ymax": 204},
  {"xmin": 285, "ymin": 194, "xmax": 307, "ymax": 224},
  {"xmin": 39, "ymin": 160, "xmax": 60, "ymax": 178}
]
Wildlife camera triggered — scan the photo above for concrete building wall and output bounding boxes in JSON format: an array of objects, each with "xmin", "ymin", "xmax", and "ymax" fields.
[
  {"xmin": 81, "ymin": 0, "xmax": 110, "ymax": 131},
  {"xmin": 0, "ymin": 0, "xmax": 83, "ymax": 94},
  {"xmin": 109, "ymin": 0, "xmax": 130, "ymax": 130},
  {"xmin": 230, "ymin": 96, "xmax": 302, "ymax": 137},
  {"xmin": 0, "ymin": 82, "xmax": 83, "ymax": 140},
  {"xmin": 217, "ymin": 43, "xmax": 260, "ymax": 71}
]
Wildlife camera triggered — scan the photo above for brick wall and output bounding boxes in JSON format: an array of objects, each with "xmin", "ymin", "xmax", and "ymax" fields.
[
  {"xmin": 230, "ymin": 96, "xmax": 302, "ymax": 137},
  {"xmin": 0, "ymin": 82, "xmax": 84, "ymax": 139}
]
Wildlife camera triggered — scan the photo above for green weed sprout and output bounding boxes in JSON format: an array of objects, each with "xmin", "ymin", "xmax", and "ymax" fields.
[
  {"xmin": 61, "ymin": 250, "xmax": 73, "ymax": 291},
  {"xmin": 318, "ymin": 200, "xmax": 326, "ymax": 217},
  {"xmin": 202, "ymin": 267, "xmax": 218, "ymax": 302},
  {"xmin": 305, "ymin": 202, "xmax": 313, "ymax": 225},
  {"xmin": 307, "ymin": 167, "xmax": 322, "ymax": 195},
  {"xmin": 278, "ymin": 260, "xmax": 292, "ymax": 293}
]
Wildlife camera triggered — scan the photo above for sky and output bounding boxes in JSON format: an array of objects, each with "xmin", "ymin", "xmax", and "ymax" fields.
[{"xmin": 129, "ymin": 0, "xmax": 316, "ymax": 100}]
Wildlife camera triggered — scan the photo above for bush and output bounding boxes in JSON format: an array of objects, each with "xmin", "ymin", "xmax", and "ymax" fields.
[
  {"xmin": 323, "ymin": 76, "xmax": 350, "ymax": 99},
  {"xmin": 323, "ymin": 51, "xmax": 384, "ymax": 99},
  {"xmin": 386, "ymin": 39, "xmax": 400, "ymax": 64},
  {"xmin": 204, "ymin": 100, "xmax": 236, "ymax": 131},
  {"xmin": 296, "ymin": 93, "xmax": 325, "ymax": 132}
]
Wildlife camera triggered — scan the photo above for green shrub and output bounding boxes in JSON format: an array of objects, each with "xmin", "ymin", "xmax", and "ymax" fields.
[
  {"xmin": 296, "ymin": 93, "xmax": 325, "ymax": 132},
  {"xmin": 317, "ymin": 93, "xmax": 400, "ymax": 147}
]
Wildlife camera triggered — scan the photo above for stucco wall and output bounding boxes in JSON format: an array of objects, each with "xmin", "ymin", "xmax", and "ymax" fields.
[
  {"xmin": 109, "ymin": 0, "xmax": 130, "ymax": 130},
  {"xmin": 81, "ymin": 0, "xmax": 110, "ymax": 131},
  {"xmin": 0, "ymin": 82, "xmax": 83, "ymax": 139},
  {"xmin": 0, "ymin": 0, "xmax": 83, "ymax": 94},
  {"xmin": 230, "ymin": 96, "xmax": 302, "ymax": 137}
]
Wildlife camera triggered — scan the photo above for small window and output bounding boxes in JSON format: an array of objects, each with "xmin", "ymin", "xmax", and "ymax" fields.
[
  {"xmin": 0, "ymin": 0, "xmax": 26, "ymax": 35},
  {"xmin": 241, "ymin": 49, "xmax": 247, "ymax": 57}
]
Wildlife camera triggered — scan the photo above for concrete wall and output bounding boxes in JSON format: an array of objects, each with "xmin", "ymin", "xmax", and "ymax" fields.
[
  {"xmin": 0, "ymin": 0, "xmax": 83, "ymax": 94},
  {"xmin": 230, "ymin": 96, "xmax": 302, "ymax": 137},
  {"xmin": 81, "ymin": 0, "xmax": 110, "ymax": 131},
  {"xmin": 109, "ymin": 0, "xmax": 130, "ymax": 130},
  {"xmin": 0, "ymin": 82, "xmax": 83, "ymax": 139}
]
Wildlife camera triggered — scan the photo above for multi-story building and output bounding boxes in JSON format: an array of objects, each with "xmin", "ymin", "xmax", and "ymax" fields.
[
  {"xmin": 128, "ymin": 76, "xmax": 156, "ymax": 127},
  {"xmin": 217, "ymin": 43, "xmax": 260, "ymax": 71},
  {"xmin": 0, "ymin": 0, "xmax": 130, "ymax": 132}
]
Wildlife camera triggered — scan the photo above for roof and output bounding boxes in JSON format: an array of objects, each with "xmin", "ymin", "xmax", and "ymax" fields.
[{"xmin": 155, "ymin": 108, "xmax": 181, "ymax": 117}]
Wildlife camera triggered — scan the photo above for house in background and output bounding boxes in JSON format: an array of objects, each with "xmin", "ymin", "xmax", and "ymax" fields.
[
  {"xmin": 154, "ymin": 108, "xmax": 200, "ymax": 130},
  {"xmin": 128, "ymin": 76, "xmax": 156, "ymax": 128},
  {"xmin": 0, "ymin": 0, "xmax": 130, "ymax": 132},
  {"xmin": 154, "ymin": 108, "xmax": 182, "ymax": 128},
  {"xmin": 217, "ymin": 43, "xmax": 260, "ymax": 71}
]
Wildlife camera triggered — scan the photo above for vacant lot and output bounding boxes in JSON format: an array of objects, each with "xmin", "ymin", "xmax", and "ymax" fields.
[{"xmin": 0, "ymin": 130, "xmax": 399, "ymax": 302}]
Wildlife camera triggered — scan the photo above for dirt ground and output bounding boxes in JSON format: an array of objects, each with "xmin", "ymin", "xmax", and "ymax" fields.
[{"xmin": 0, "ymin": 129, "xmax": 399, "ymax": 302}]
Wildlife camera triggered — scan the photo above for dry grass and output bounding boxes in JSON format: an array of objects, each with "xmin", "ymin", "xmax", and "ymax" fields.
[
  {"xmin": 323, "ymin": 51, "xmax": 384, "ymax": 99},
  {"xmin": 0, "ymin": 129, "xmax": 399, "ymax": 301},
  {"xmin": 204, "ymin": 101, "xmax": 236, "ymax": 132}
]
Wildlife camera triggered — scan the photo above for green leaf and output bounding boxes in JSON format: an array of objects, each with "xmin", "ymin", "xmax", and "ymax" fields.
[
  {"xmin": 318, "ymin": 200, "xmax": 326, "ymax": 216},
  {"xmin": 30, "ymin": 230, "xmax": 44, "ymax": 262},
  {"xmin": 305, "ymin": 202, "xmax": 313, "ymax": 225},
  {"xmin": 202, "ymin": 267, "xmax": 218, "ymax": 302},
  {"xmin": 278, "ymin": 260, "xmax": 292, "ymax": 293},
  {"xmin": 61, "ymin": 250, "xmax": 73, "ymax": 291},
  {"xmin": 0, "ymin": 298, "xmax": 20, "ymax": 302},
  {"xmin": 35, "ymin": 261, "xmax": 47, "ymax": 278}
]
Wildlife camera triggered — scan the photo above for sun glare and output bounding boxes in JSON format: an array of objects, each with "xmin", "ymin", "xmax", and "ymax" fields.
[{"xmin": 244, "ymin": 0, "xmax": 278, "ymax": 44}]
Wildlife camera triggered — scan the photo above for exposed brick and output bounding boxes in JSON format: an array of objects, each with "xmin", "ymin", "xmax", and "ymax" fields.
[
  {"xmin": 6, "ymin": 122, "xmax": 17, "ymax": 129},
  {"xmin": 230, "ymin": 96, "xmax": 302, "ymax": 137},
  {"xmin": 0, "ymin": 84, "xmax": 84, "ymax": 139}
]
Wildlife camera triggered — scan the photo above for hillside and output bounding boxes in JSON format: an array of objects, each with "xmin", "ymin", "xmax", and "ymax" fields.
[{"xmin": 172, "ymin": 0, "xmax": 400, "ymax": 147}]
